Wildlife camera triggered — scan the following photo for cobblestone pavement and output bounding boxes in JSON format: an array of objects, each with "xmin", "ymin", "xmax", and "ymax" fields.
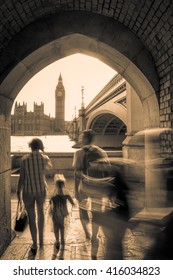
[{"xmin": 1, "ymin": 178, "xmax": 155, "ymax": 260}]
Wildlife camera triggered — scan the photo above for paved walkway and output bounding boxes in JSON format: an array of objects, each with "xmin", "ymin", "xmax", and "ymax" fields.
[{"xmin": 1, "ymin": 178, "xmax": 155, "ymax": 260}]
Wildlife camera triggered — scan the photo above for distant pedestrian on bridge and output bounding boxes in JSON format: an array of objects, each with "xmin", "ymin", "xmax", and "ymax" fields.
[{"xmin": 17, "ymin": 138, "xmax": 52, "ymax": 255}]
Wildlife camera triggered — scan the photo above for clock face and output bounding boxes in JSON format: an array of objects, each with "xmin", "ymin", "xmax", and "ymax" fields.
[{"xmin": 57, "ymin": 91, "xmax": 62, "ymax": 97}]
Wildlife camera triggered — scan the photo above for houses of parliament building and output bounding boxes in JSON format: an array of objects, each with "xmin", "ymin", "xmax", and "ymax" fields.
[{"xmin": 11, "ymin": 74, "xmax": 67, "ymax": 136}]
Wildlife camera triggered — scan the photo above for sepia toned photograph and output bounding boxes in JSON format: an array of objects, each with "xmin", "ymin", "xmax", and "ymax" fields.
[{"xmin": 0, "ymin": 0, "xmax": 173, "ymax": 262}]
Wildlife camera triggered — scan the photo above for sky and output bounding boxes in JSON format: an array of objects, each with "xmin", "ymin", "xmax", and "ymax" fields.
[{"xmin": 12, "ymin": 54, "xmax": 116, "ymax": 120}]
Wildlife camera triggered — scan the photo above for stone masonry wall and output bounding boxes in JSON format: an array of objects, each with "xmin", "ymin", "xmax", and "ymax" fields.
[
  {"xmin": 0, "ymin": 115, "xmax": 11, "ymax": 256},
  {"xmin": 160, "ymin": 71, "xmax": 173, "ymax": 153}
]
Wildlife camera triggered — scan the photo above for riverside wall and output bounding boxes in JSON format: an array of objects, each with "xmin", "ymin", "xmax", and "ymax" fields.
[{"xmin": 11, "ymin": 151, "xmax": 122, "ymax": 192}]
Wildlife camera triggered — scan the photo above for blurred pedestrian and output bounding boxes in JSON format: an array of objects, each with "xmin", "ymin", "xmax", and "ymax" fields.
[
  {"xmin": 49, "ymin": 174, "xmax": 74, "ymax": 259},
  {"xmin": 17, "ymin": 138, "xmax": 52, "ymax": 255},
  {"xmin": 73, "ymin": 129, "xmax": 109, "ymax": 258},
  {"xmin": 101, "ymin": 163, "xmax": 130, "ymax": 259},
  {"xmin": 81, "ymin": 160, "xmax": 130, "ymax": 259}
]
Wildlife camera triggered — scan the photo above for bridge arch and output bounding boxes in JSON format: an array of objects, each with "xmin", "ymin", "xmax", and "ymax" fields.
[
  {"xmin": 89, "ymin": 112, "xmax": 126, "ymax": 135},
  {"xmin": 86, "ymin": 104, "xmax": 127, "ymax": 130},
  {"xmin": 87, "ymin": 112, "xmax": 126, "ymax": 149}
]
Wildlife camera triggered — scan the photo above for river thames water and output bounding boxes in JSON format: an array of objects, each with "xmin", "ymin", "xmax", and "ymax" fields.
[{"xmin": 11, "ymin": 135, "xmax": 76, "ymax": 153}]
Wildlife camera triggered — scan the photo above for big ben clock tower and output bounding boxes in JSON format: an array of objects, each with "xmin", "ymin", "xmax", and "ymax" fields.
[{"xmin": 55, "ymin": 73, "xmax": 65, "ymax": 132}]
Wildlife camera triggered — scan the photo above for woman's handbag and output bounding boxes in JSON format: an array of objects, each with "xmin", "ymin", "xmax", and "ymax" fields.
[{"xmin": 14, "ymin": 201, "xmax": 28, "ymax": 232}]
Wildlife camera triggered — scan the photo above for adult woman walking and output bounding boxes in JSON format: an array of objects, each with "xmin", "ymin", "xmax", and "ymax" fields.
[{"xmin": 17, "ymin": 138, "xmax": 52, "ymax": 254}]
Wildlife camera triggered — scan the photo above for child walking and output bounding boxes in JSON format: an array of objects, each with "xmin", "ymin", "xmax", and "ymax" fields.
[{"xmin": 49, "ymin": 174, "xmax": 74, "ymax": 259}]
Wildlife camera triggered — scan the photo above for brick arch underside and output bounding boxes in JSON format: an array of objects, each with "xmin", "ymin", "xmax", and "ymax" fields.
[{"xmin": 0, "ymin": 11, "xmax": 159, "ymax": 128}]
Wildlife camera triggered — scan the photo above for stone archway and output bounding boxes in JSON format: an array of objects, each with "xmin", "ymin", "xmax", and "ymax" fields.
[{"xmin": 0, "ymin": 11, "xmax": 160, "ymax": 255}]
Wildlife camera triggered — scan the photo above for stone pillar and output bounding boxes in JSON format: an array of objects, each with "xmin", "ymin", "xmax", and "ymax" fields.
[
  {"xmin": 78, "ymin": 108, "xmax": 86, "ymax": 134},
  {"xmin": 0, "ymin": 96, "xmax": 12, "ymax": 256},
  {"xmin": 144, "ymin": 129, "xmax": 169, "ymax": 208},
  {"xmin": 123, "ymin": 82, "xmax": 144, "ymax": 160},
  {"xmin": 72, "ymin": 118, "xmax": 78, "ymax": 141},
  {"xmin": 121, "ymin": 84, "xmax": 145, "ymax": 209}
]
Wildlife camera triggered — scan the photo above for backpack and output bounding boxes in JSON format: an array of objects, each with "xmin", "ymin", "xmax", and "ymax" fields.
[
  {"xmin": 80, "ymin": 145, "xmax": 115, "ymax": 199},
  {"xmin": 82, "ymin": 148, "xmax": 130, "ymax": 217},
  {"xmin": 83, "ymin": 145, "xmax": 105, "ymax": 177}
]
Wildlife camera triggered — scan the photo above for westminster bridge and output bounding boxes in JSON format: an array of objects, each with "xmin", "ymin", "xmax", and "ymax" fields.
[{"xmin": 67, "ymin": 72, "xmax": 143, "ymax": 155}]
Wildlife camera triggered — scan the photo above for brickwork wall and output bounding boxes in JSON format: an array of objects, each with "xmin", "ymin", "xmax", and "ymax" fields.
[
  {"xmin": 0, "ymin": 0, "xmax": 173, "ymax": 150},
  {"xmin": 0, "ymin": 1, "xmax": 172, "ymax": 68},
  {"xmin": 160, "ymin": 70, "xmax": 173, "ymax": 153}
]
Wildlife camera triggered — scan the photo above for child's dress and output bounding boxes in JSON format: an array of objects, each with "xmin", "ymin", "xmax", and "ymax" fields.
[{"xmin": 50, "ymin": 194, "xmax": 74, "ymax": 227}]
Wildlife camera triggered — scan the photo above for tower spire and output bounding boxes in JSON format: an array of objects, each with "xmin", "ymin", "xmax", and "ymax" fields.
[
  {"xmin": 74, "ymin": 106, "xmax": 76, "ymax": 118},
  {"xmin": 58, "ymin": 73, "xmax": 62, "ymax": 82},
  {"xmin": 81, "ymin": 86, "xmax": 85, "ymax": 109}
]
